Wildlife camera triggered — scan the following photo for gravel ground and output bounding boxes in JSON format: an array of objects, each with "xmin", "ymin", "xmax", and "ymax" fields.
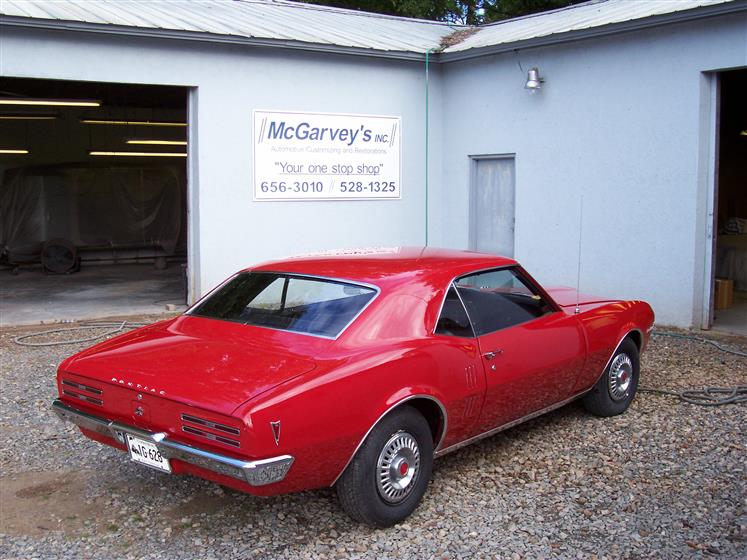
[{"xmin": 1, "ymin": 318, "xmax": 745, "ymax": 559}]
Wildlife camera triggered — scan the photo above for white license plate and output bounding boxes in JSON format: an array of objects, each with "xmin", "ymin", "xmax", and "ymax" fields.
[{"xmin": 126, "ymin": 434, "xmax": 172, "ymax": 473}]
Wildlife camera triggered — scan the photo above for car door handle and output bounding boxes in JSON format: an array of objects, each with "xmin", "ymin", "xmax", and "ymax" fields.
[{"xmin": 483, "ymin": 349, "xmax": 503, "ymax": 360}]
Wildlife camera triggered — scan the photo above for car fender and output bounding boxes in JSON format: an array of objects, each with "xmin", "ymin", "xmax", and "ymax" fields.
[{"xmin": 328, "ymin": 391, "xmax": 448, "ymax": 486}]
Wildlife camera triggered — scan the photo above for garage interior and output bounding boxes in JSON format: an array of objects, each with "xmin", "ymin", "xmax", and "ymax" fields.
[
  {"xmin": 0, "ymin": 78, "xmax": 189, "ymax": 326},
  {"xmin": 712, "ymin": 69, "xmax": 747, "ymax": 336}
]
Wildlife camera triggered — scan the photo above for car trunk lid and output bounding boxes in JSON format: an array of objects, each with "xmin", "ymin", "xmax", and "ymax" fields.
[{"xmin": 61, "ymin": 316, "xmax": 319, "ymax": 416}]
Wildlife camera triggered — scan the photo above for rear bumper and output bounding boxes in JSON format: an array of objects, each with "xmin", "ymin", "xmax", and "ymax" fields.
[{"xmin": 51, "ymin": 399, "xmax": 293, "ymax": 486}]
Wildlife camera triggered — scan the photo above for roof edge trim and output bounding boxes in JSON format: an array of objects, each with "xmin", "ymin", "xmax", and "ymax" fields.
[
  {"xmin": 440, "ymin": 0, "xmax": 747, "ymax": 62},
  {"xmin": 1, "ymin": 1, "xmax": 744, "ymax": 63},
  {"xmin": 0, "ymin": 16, "xmax": 431, "ymax": 61}
]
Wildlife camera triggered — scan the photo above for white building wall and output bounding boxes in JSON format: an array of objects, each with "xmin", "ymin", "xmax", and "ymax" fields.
[
  {"xmin": 2, "ymin": 13, "xmax": 745, "ymax": 326},
  {"xmin": 0, "ymin": 28, "xmax": 435, "ymax": 297},
  {"xmin": 439, "ymin": 15, "xmax": 747, "ymax": 327}
]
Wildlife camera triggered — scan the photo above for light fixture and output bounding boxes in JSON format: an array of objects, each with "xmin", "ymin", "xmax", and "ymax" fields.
[
  {"xmin": 741, "ymin": 130, "xmax": 747, "ymax": 136},
  {"xmin": 89, "ymin": 151, "xmax": 187, "ymax": 158},
  {"xmin": 126, "ymin": 139, "xmax": 187, "ymax": 146},
  {"xmin": 525, "ymin": 67, "xmax": 544, "ymax": 92},
  {"xmin": 0, "ymin": 113, "xmax": 57, "ymax": 120},
  {"xmin": 81, "ymin": 119, "xmax": 187, "ymax": 127},
  {"xmin": 0, "ymin": 97, "xmax": 100, "ymax": 107},
  {"xmin": 0, "ymin": 149, "xmax": 30, "ymax": 154}
]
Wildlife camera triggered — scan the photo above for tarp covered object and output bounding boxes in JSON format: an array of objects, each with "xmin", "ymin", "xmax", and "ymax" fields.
[{"xmin": 0, "ymin": 164, "xmax": 185, "ymax": 263}]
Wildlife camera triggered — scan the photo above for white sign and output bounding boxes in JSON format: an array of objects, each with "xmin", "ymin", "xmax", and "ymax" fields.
[{"xmin": 253, "ymin": 110, "xmax": 401, "ymax": 201}]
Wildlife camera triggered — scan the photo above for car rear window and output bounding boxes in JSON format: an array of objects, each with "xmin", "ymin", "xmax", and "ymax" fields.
[{"xmin": 189, "ymin": 272, "xmax": 377, "ymax": 338}]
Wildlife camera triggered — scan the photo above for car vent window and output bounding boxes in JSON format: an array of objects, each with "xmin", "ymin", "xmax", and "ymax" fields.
[
  {"xmin": 435, "ymin": 287, "xmax": 474, "ymax": 338},
  {"xmin": 455, "ymin": 268, "xmax": 553, "ymax": 336},
  {"xmin": 189, "ymin": 272, "xmax": 377, "ymax": 338}
]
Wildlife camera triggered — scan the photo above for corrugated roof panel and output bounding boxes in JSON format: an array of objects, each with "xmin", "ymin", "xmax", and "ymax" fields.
[
  {"xmin": 444, "ymin": 0, "xmax": 739, "ymax": 52},
  {"xmin": 0, "ymin": 0, "xmax": 461, "ymax": 53},
  {"xmin": 0, "ymin": 0, "xmax": 740, "ymax": 55}
]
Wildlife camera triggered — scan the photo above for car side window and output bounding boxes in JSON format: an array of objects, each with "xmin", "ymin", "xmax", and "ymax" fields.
[
  {"xmin": 455, "ymin": 268, "xmax": 553, "ymax": 336},
  {"xmin": 435, "ymin": 287, "xmax": 474, "ymax": 338}
]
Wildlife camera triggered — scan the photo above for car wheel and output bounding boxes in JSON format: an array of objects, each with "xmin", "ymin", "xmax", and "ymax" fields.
[
  {"xmin": 582, "ymin": 337, "xmax": 640, "ymax": 417},
  {"xmin": 336, "ymin": 405, "xmax": 433, "ymax": 528}
]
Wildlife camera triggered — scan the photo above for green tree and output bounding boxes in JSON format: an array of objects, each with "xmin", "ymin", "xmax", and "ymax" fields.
[
  {"xmin": 482, "ymin": 0, "xmax": 584, "ymax": 22},
  {"xmin": 292, "ymin": 1, "xmax": 585, "ymax": 24}
]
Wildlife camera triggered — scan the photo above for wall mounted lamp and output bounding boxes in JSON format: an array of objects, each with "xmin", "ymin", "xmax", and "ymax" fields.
[{"xmin": 525, "ymin": 67, "xmax": 544, "ymax": 92}]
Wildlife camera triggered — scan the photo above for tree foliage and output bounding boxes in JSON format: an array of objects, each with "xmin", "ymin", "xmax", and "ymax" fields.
[{"xmin": 292, "ymin": 1, "xmax": 586, "ymax": 24}]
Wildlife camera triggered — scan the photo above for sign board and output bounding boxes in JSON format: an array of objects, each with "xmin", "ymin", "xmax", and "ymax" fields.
[{"xmin": 253, "ymin": 110, "xmax": 401, "ymax": 201}]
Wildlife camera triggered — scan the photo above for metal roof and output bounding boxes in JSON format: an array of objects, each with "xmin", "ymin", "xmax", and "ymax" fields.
[
  {"xmin": 0, "ymin": 0, "xmax": 460, "ymax": 55},
  {"xmin": 0, "ymin": 0, "xmax": 743, "ymax": 60},
  {"xmin": 443, "ymin": 0, "xmax": 743, "ymax": 54}
]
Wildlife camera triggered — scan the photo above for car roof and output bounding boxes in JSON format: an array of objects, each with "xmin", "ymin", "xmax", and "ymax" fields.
[{"xmin": 248, "ymin": 247, "xmax": 516, "ymax": 292}]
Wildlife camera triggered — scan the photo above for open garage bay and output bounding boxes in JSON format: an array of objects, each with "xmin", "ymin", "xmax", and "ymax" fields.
[{"xmin": 0, "ymin": 264, "xmax": 186, "ymax": 326}]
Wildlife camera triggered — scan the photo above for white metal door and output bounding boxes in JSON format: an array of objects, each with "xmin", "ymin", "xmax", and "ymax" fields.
[{"xmin": 469, "ymin": 156, "xmax": 515, "ymax": 257}]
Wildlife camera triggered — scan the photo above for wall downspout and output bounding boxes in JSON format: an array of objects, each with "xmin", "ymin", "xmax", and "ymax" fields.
[{"xmin": 424, "ymin": 49, "xmax": 432, "ymax": 247}]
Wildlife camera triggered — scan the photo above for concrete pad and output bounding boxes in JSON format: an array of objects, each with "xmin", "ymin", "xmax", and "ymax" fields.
[
  {"xmin": 711, "ymin": 291, "xmax": 747, "ymax": 337},
  {"xmin": 0, "ymin": 263, "xmax": 187, "ymax": 326}
]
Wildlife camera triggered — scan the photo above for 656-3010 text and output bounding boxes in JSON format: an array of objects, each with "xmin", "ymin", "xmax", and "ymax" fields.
[{"xmin": 260, "ymin": 181, "xmax": 323, "ymax": 193}]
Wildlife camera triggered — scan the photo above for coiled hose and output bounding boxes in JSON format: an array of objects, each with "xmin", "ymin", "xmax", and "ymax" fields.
[
  {"xmin": 639, "ymin": 330, "xmax": 746, "ymax": 406},
  {"xmin": 13, "ymin": 321, "xmax": 150, "ymax": 347}
]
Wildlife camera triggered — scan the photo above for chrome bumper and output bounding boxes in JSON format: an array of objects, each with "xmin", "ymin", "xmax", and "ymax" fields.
[{"xmin": 51, "ymin": 399, "xmax": 293, "ymax": 486}]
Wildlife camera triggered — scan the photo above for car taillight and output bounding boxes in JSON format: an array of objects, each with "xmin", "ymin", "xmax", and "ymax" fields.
[
  {"xmin": 61, "ymin": 379, "xmax": 104, "ymax": 406},
  {"xmin": 180, "ymin": 413, "xmax": 241, "ymax": 448}
]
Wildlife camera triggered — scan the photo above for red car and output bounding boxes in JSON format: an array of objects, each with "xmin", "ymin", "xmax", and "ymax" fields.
[{"xmin": 53, "ymin": 248, "xmax": 654, "ymax": 527}]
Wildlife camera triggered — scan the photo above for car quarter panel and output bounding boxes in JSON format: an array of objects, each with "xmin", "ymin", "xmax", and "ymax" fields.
[
  {"xmin": 232, "ymin": 335, "xmax": 486, "ymax": 493},
  {"xmin": 570, "ymin": 300, "xmax": 654, "ymax": 393}
]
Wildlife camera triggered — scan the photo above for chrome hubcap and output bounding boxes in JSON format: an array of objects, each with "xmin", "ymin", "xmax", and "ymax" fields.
[
  {"xmin": 608, "ymin": 353, "xmax": 633, "ymax": 401},
  {"xmin": 376, "ymin": 431, "xmax": 420, "ymax": 504}
]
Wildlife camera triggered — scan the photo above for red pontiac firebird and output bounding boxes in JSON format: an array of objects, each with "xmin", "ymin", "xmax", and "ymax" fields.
[{"xmin": 53, "ymin": 248, "xmax": 654, "ymax": 527}]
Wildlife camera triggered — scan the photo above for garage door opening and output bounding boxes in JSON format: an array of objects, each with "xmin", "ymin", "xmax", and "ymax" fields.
[
  {"xmin": 0, "ymin": 78, "xmax": 190, "ymax": 326},
  {"xmin": 712, "ymin": 69, "xmax": 747, "ymax": 335}
]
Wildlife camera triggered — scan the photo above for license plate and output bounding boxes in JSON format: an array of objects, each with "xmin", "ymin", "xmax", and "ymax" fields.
[{"xmin": 126, "ymin": 433, "xmax": 172, "ymax": 473}]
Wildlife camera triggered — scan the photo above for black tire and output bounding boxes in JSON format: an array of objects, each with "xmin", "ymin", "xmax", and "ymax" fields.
[
  {"xmin": 336, "ymin": 406, "xmax": 433, "ymax": 528},
  {"xmin": 583, "ymin": 337, "xmax": 640, "ymax": 417}
]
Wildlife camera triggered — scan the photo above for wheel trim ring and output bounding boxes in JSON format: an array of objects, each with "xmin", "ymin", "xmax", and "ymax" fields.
[
  {"xmin": 608, "ymin": 353, "xmax": 634, "ymax": 401},
  {"xmin": 376, "ymin": 431, "xmax": 420, "ymax": 504}
]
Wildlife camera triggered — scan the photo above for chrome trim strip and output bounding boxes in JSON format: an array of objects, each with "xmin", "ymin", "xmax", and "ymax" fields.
[
  {"xmin": 330, "ymin": 394, "xmax": 448, "ymax": 486},
  {"xmin": 432, "ymin": 281, "xmax": 476, "ymax": 338},
  {"xmin": 52, "ymin": 400, "xmax": 292, "ymax": 486},
  {"xmin": 451, "ymin": 281, "xmax": 477, "ymax": 335},
  {"xmin": 187, "ymin": 270, "xmax": 382, "ymax": 341},
  {"xmin": 431, "ymin": 264, "xmax": 560, "ymax": 337},
  {"xmin": 434, "ymin": 389, "xmax": 588, "ymax": 458}
]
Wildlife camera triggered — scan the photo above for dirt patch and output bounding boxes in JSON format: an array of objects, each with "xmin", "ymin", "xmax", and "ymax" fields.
[
  {"xmin": 0, "ymin": 470, "xmax": 107, "ymax": 536},
  {"xmin": 165, "ymin": 491, "xmax": 232, "ymax": 519}
]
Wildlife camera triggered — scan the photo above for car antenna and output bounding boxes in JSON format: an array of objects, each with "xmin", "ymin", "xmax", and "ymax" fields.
[{"xmin": 575, "ymin": 195, "xmax": 584, "ymax": 315}]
